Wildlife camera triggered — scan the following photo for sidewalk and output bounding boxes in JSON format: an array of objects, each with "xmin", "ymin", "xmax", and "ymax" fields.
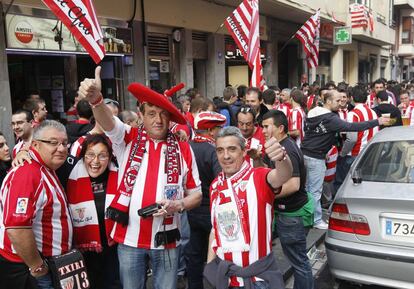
[{"xmin": 273, "ymin": 228, "xmax": 327, "ymax": 288}]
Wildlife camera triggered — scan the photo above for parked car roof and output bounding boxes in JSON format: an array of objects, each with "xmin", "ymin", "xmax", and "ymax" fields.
[{"xmin": 369, "ymin": 126, "xmax": 414, "ymax": 143}]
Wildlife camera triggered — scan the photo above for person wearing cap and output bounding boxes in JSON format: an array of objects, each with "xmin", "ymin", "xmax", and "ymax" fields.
[
  {"xmin": 104, "ymin": 98, "xmax": 120, "ymax": 116},
  {"xmin": 78, "ymin": 67, "xmax": 202, "ymax": 289},
  {"xmin": 186, "ymin": 111, "xmax": 225, "ymax": 289}
]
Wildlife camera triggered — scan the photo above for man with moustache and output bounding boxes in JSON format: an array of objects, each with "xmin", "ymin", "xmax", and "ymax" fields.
[{"xmin": 0, "ymin": 120, "xmax": 73, "ymax": 289}]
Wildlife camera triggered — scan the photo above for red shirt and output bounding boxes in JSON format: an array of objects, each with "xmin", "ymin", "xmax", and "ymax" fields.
[
  {"xmin": 244, "ymin": 127, "xmax": 265, "ymax": 166},
  {"xmin": 0, "ymin": 150, "xmax": 73, "ymax": 262}
]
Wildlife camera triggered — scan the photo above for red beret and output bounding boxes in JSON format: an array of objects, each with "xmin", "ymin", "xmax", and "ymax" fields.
[{"xmin": 194, "ymin": 111, "xmax": 227, "ymax": 130}]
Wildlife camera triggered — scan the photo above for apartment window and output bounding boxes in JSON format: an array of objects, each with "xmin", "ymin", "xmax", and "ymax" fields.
[{"xmin": 402, "ymin": 17, "xmax": 414, "ymax": 44}]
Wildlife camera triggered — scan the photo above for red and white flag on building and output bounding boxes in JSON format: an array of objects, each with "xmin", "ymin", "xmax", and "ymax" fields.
[
  {"xmin": 224, "ymin": 0, "xmax": 265, "ymax": 90},
  {"xmin": 42, "ymin": 0, "xmax": 105, "ymax": 64},
  {"xmin": 350, "ymin": 3, "xmax": 374, "ymax": 32},
  {"xmin": 295, "ymin": 10, "xmax": 320, "ymax": 68}
]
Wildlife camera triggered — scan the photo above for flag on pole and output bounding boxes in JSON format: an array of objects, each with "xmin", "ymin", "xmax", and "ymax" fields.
[
  {"xmin": 350, "ymin": 3, "xmax": 374, "ymax": 32},
  {"xmin": 295, "ymin": 10, "xmax": 320, "ymax": 68},
  {"xmin": 42, "ymin": 0, "xmax": 105, "ymax": 64},
  {"xmin": 224, "ymin": 0, "xmax": 265, "ymax": 90}
]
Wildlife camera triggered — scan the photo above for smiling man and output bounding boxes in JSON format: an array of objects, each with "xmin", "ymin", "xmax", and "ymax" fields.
[
  {"xmin": 78, "ymin": 67, "xmax": 202, "ymax": 289},
  {"xmin": 204, "ymin": 126, "xmax": 292, "ymax": 289},
  {"xmin": 0, "ymin": 120, "xmax": 73, "ymax": 289}
]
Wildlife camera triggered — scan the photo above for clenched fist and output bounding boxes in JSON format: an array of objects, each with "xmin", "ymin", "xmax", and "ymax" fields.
[
  {"xmin": 78, "ymin": 66, "xmax": 102, "ymax": 103},
  {"xmin": 265, "ymin": 137, "xmax": 287, "ymax": 162}
]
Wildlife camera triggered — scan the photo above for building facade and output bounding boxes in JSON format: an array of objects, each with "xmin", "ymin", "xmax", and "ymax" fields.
[{"xmin": 0, "ymin": 0, "xmax": 400, "ymax": 143}]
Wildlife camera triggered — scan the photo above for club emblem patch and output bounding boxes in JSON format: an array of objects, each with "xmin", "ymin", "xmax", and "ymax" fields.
[
  {"xmin": 217, "ymin": 210, "xmax": 240, "ymax": 241},
  {"xmin": 16, "ymin": 198, "xmax": 28, "ymax": 214},
  {"xmin": 124, "ymin": 165, "xmax": 139, "ymax": 190},
  {"xmin": 164, "ymin": 185, "xmax": 179, "ymax": 200}
]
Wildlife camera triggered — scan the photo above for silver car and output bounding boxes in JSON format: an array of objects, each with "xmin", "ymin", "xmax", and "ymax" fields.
[{"xmin": 325, "ymin": 126, "xmax": 414, "ymax": 289}]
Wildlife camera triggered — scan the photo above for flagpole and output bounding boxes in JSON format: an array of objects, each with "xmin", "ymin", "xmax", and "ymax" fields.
[{"xmin": 278, "ymin": 33, "xmax": 296, "ymax": 55}]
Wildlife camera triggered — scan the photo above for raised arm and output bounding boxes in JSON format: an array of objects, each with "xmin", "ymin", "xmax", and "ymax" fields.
[{"xmin": 78, "ymin": 66, "xmax": 115, "ymax": 132}]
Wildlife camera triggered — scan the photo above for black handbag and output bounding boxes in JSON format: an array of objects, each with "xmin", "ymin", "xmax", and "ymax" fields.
[{"xmin": 47, "ymin": 249, "xmax": 90, "ymax": 289}]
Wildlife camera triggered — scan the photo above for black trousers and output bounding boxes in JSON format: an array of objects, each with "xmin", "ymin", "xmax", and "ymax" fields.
[
  {"xmin": 186, "ymin": 211, "xmax": 212, "ymax": 289},
  {"xmin": 0, "ymin": 255, "xmax": 38, "ymax": 289},
  {"xmin": 83, "ymin": 245, "xmax": 122, "ymax": 289}
]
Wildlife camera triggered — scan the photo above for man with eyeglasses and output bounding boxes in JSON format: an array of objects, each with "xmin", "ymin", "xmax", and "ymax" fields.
[
  {"xmin": 78, "ymin": 67, "xmax": 202, "ymax": 289},
  {"xmin": 0, "ymin": 120, "xmax": 73, "ymax": 289},
  {"xmin": 11, "ymin": 110, "xmax": 34, "ymax": 159},
  {"xmin": 236, "ymin": 106, "xmax": 266, "ymax": 168}
]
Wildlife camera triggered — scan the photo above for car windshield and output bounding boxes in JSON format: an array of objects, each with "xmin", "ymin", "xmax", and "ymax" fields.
[{"xmin": 355, "ymin": 140, "xmax": 414, "ymax": 183}]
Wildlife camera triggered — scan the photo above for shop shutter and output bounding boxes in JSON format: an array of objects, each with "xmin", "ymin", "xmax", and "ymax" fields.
[
  {"xmin": 192, "ymin": 31, "xmax": 208, "ymax": 59},
  {"xmin": 148, "ymin": 34, "xmax": 170, "ymax": 57}
]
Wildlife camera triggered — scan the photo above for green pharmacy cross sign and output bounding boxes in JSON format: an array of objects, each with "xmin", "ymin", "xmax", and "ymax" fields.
[{"xmin": 334, "ymin": 27, "xmax": 352, "ymax": 45}]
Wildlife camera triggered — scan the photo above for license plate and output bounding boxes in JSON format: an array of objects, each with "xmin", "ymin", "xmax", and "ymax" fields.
[{"xmin": 385, "ymin": 219, "xmax": 414, "ymax": 236}]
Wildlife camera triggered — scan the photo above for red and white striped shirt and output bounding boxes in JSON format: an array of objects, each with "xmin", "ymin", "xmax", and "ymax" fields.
[
  {"xmin": 0, "ymin": 150, "xmax": 73, "ymax": 262},
  {"xmin": 324, "ymin": 146, "xmax": 338, "ymax": 182},
  {"xmin": 337, "ymin": 108, "xmax": 348, "ymax": 121},
  {"xmin": 69, "ymin": 135, "xmax": 88, "ymax": 158},
  {"xmin": 12, "ymin": 140, "xmax": 24, "ymax": 159},
  {"xmin": 289, "ymin": 107, "xmax": 306, "ymax": 147},
  {"xmin": 107, "ymin": 118, "xmax": 201, "ymax": 249},
  {"xmin": 367, "ymin": 92, "xmax": 395, "ymax": 108},
  {"xmin": 245, "ymin": 127, "xmax": 266, "ymax": 166},
  {"xmin": 210, "ymin": 164, "xmax": 274, "ymax": 287},
  {"xmin": 307, "ymin": 94, "xmax": 316, "ymax": 110},
  {"xmin": 276, "ymin": 103, "xmax": 292, "ymax": 120},
  {"xmin": 347, "ymin": 104, "xmax": 378, "ymax": 157}
]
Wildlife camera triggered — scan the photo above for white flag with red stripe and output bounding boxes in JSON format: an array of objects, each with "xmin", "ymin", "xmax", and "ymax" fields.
[
  {"xmin": 295, "ymin": 10, "xmax": 320, "ymax": 68},
  {"xmin": 224, "ymin": 0, "xmax": 265, "ymax": 90},
  {"xmin": 42, "ymin": 0, "xmax": 105, "ymax": 64}
]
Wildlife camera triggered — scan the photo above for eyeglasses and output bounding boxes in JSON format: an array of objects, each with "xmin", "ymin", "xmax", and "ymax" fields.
[
  {"xmin": 240, "ymin": 107, "xmax": 252, "ymax": 113},
  {"xmin": 36, "ymin": 139, "xmax": 69, "ymax": 148},
  {"xmin": 84, "ymin": 153, "xmax": 110, "ymax": 161}
]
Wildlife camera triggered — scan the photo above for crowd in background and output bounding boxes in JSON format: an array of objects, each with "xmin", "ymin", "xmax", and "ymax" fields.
[{"xmin": 0, "ymin": 75, "xmax": 413, "ymax": 289}]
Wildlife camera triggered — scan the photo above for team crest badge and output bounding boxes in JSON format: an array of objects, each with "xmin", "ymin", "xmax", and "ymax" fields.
[
  {"xmin": 76, "ymin": 208, "xmax": 86, "ymax": 220},
  {"xmin": 60, "ymin": 276, "xmax": 74, "ymax": 289},
  {"xmin": 15, "ymin": 198, "xmax": 28, "ymax": 214},
  {"xmin": 217, "ymin": 210, "xmax": 240, "ymax": 241},
  {"xmin": 124, "ymin": 165, "xmax": 139, "ymax": 190},
  {"xmin": 164, "ymin": 185, "xmax": 179, "ymax": 200}
]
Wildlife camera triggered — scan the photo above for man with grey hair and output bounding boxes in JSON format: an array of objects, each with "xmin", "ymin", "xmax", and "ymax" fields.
[
  {"xmin": 205, "ymin": 126, "xmax": 292, "ymax": 289},
  {"xmin": 277, "ymin": 88, "xmax": 292, "ymax": 119},
  {"xmin": 0, "ymin": 120, "xmax": 73, "ymax": 289}
]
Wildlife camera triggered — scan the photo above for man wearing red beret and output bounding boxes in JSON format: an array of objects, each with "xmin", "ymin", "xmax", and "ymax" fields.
[{"xmin": 78, "ymin": 67, "xmax": 202, "ymax": 289}]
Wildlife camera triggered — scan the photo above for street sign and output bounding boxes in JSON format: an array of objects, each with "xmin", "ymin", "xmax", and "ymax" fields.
[{"xmin": 333, "ymin": 27, "xmax": 352, "ymax": 45}]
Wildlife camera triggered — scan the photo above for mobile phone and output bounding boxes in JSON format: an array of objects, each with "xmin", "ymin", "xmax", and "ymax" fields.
[{"xmin": 138, "ymin": 203, "xmax": 162, "ymax": 218}]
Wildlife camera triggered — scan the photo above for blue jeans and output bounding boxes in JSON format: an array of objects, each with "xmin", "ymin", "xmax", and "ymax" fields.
[
  {"xmin": 35, "ymin": 273, "xmax": 54, "ymax": 289},
  {"xmin": 333, "ymin": 155, "xmax": 356, "ymax": 192},
  {"xmin": 304, "ymin": 155, "xmax": 326, "ymax": 225},
  {"xmin": 230, "ymin": 281, "xmax": 270, "ymax": 289},
  {"xmin": 118, "ymin": 243, "xmax": 179, "ymax": 289},
  {"xmin": 178, "ymin": 212, "xmax": 190, "ymax": 276},
  {"xmin": 276, "ymin": 215, "xmax": 314, "ymax": 289}
]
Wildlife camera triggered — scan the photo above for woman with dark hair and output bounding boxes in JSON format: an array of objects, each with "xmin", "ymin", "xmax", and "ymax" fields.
[
  {"xmin": 289, "ymin": 89, "xmax": 307, "ymax": 148},
  {"xmin": 0, "ymin": 132, "xmax": 11, "ymax": 186},
  {"xmin": 64, "ymin": 134, "xmax": 121, "ymax": 289}
]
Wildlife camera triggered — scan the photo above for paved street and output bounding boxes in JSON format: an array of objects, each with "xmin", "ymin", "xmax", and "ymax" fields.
[{"xmin": 315, "ymin": 264, "xmax": 391, "ymax": 289}]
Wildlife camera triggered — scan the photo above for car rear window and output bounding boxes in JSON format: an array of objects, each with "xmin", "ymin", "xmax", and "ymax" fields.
[{"xmin": 355, "ymin": 140, "xmax": 414, "ymax": 183}]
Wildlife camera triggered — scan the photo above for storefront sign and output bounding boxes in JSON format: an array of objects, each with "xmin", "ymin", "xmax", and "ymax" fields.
[
  {"xmin": 333, "ymin": 27, "xmax": 352, "ymax": 45},
  {"xmin": 320, "ymin": 23, "xmax": 333, "ymax": 42},
  {"xmin": 6, "ymin": 14, "xmax": 132, "ymax": 54},
  {"xmin": 225, "ymin": 43, "xmax": 266, "ymax": 60}
]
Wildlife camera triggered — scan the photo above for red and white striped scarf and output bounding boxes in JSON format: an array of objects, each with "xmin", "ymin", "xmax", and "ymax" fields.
[
  {"xmin": 66, "ymin": 160, "xmax": 118, "ymax": 252},
  {"xmin": 106, "ymin": 126, "xmax": 180, "ymax": 226}
]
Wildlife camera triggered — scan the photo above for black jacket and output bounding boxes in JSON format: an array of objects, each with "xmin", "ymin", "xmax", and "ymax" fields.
[
  {"xmin": 373, "ymin": 103, "xmax": 403, "ymax": 128},
  {"xmin": 66, "ymin": 122, "xmax": 93, "ymax": 145},
  {"xmin": 301, "ymin": 107, "xmax": 379, "ymax": 159}
]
